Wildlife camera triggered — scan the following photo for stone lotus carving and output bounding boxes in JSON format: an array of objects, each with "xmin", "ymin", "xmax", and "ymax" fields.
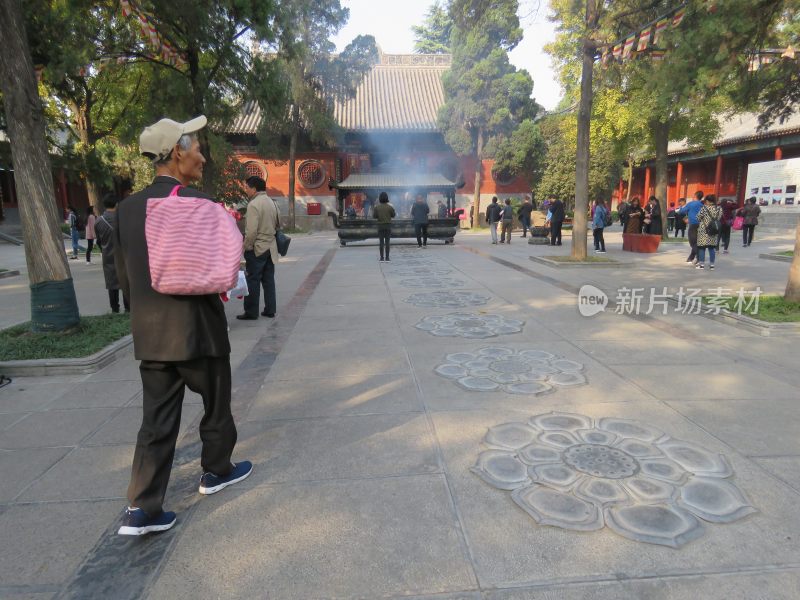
[
  {"xmin": 434, "ymin": 347, "xmax": 587, "ymax": 394},
  {"xmin": 416, "ymin": 313, "xmax": 524, "ymax": 339},
  {"xmin": 399, "ymin": 276, "xmax": 465, "ymax": 288},
  {"xmin": 404, "ymin": 291, "xmax": 491, "ymax": 308},
  {"xmin": 471, "ymin": 412, "xmax": 756, "ymax": 548}
]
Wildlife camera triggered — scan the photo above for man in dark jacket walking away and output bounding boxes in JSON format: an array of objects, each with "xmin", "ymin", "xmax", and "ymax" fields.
[
  {"xmin": 486, "ymin": 196, "xmax": 502, "ymax": 244},
  {"xmin": 115, "ymin": 116, "xmax": 252, "ymax": 536},
  {"xmin": 411, "ymin": 194, "xmax": 430, "ymax": 248},
  {"xmin": 548, "ymin": 195, "xmax": 565, "ymax": 246},
  {"xmin": 95, "ymin": 193, "xmax": 129, "ymax": 313},
  {"xmin": 517, "ymin": 196, "xmax": 533, "ymax": 237}
]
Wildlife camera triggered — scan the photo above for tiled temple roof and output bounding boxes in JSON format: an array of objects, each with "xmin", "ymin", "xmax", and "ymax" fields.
[
  {"xmin": 224, "ymin": 53, "xmax": 451, "ymax": 135},
  {"xmin": 668, "ymin": 111, "xmax": 800, "ymax": 156}
]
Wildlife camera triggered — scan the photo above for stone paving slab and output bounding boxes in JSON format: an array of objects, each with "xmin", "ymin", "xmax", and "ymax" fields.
[
  {"xmin": 0, "ymin": 500, "xmax": 120, "ymax": 587},
  {"xmin": 0, "ymin": 408, "xmax": 116, "ymax": 449},
  {"xmin": 628, "ymin": 364, "xmax": 799, "ymax": 402},
  {"xmin": 0, "ymin": 447, "xmax": 71, "ymax": 502},
  {"xmin": 233, "ymin": 413, "xmax": 439, "ymax": 485},
  {"xmin": 482, "ymin": 569, "xmax": 800, "ymax": 599},
  {"xmin": 246, "ymin": 373, "xmax": 423, "ymax": 420},
  {"xmin": 18, "ymin": 444, "xmax": 133, "ymax": 502},
  {"xmin": 147, "ymin": 477, "xmax": 477, "ymax": 599},
  {"xmin": 666, "ymin": 397, "xmax": 800, "ymax": 456}
]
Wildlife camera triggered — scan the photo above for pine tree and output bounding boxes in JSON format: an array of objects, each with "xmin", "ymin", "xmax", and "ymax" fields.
[
  {"xmin": 412, "ymin": 1, "xmax": 453, "ymax": 54},
  {"xmin": 439, "ymin": 0, "xmax": 537, "ymax": 228}
]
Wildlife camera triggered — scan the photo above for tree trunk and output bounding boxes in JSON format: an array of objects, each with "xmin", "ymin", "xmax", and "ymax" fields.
[
  {"xmin": 626, "ymin": 159, "xmax": 633, "ymax": 201},
  {"xmin": 653, "ymin": 120, "xmax": 670, "ymax": 240},
  {"xmin": 784, "ymin": 221, "xmax": 800, "ymax": 302},
  {"xmin": 0, "ymin": 0, "xmax": 79, "ymax": 331},
  {"xmin": 187, "ymin": 47, "xmax": 214, "ymax": 193},
  {"xmin": 72, "ymin": 99, "xmax": 103, "ymax": 214},
  {"xmin": 288, "ymin": 104, "xmax": 300, "ymax": 230},
  {"xmin": 472, "ymin": 128, "xmax": 483, "ymax": 229},
  {"xmin": 572, "ymin": 2, "xmax": 595, "ymax": 261}
]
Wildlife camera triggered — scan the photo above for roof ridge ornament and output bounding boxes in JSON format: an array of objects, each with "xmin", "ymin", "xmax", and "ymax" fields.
[{"xmin": 380, "ymin": 54, "xmax": 452, "ymax": 67}]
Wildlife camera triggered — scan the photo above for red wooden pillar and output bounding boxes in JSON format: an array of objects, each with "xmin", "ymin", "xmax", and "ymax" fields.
[
  {"xmin": 775, "ymin": 146, "xmax": 783, "ymax": 160},
  {"xmin": 713, "ymin": 155, "xmax": 723, "ymax": 197},
  {"xmin": 675, "ymin": 161, "xmax": 684, "ymax": 202},
  {"xmin": 617, "ymin": 178, "xmax": 624, "ymax": 208},
  {"xmin": 643, "ymin": 167, "xmax": 651, "ymax": 199}
]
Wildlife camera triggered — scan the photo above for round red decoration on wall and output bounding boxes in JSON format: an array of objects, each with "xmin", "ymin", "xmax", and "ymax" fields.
[
  {"xmin": 298, "ymin": 160, "xmax": 327, "ymax": 189},
  {"xmin": 244, "ymin": 161, "xmax": 266, "ymax": 181}
]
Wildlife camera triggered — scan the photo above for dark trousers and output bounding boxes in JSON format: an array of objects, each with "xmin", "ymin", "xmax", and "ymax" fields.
[
  {"xmin": 520, "ymin": 216, "xmax": 531, "ymax": 236},
  {"xmin": 593, "ymin": 228, "xmax": 605, "ymax": 251},
  {"xmin": 108, "ymin": 289, "xmax": 130, "ymax": 313},
  {"xmin": 378, "ymin": 226, "xmax": 391, "ymax": 259},
  {"xmin": 243, "ymin": 249, "xmax": 276, "ymax": 317},
  {"xmin": 128, "ymin": 356, "xmax": 236, "ymax": 515},
  {"xmin": 719, "ymin": 224, "xmax": 731, "ymax": 250},
  {"xmin": 550, "ymin": 220, "xmax": 563, "ymax": 245},
  {"xmin": 86, "ymin": 238, "xmax": 94, "ymax": 262},
  {"xmin": 501, "ymin": 220, "xmax": 512, "ymax": 242},
  {"xmin": 414, "ymin": 223, "xmax": 428, "ymax": 247},
  {"xmin": 743, "ymin": 224, "xmax": 756, "ymax": 245},
  {"xmin": 687, "ymin": 224, "xmax": 699, "ymax": 260},
  {"xmin": 674, "ymin": 223, "xmax": 686, "ymax": 238}
]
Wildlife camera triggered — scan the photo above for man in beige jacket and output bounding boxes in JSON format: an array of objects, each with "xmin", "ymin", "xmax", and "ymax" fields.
[{"xmin": 237, "ymin": 175, "xmax": 279, "ymax": 320}]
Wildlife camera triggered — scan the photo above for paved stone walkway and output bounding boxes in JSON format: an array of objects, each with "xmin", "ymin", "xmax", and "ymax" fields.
[{"xmin": 1, "ymin": 227, "xmax": 799, "ymax": 599}]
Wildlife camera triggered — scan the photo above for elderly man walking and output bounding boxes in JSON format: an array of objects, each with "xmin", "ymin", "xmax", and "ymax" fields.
[
  {"xmin": 237, "ymin": 175, "xmax": 279, "ymax": 320},
  {"xmin": 115, "ymin": 116, "xmax": 252, "ymax": 536}
]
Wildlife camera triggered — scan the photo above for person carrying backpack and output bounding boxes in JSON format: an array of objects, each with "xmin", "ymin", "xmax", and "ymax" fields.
[
  {"xmin": 696, "ymin": 194, "xmax": 722, "ymax": 270},
  {"xmin": 592, "ymin": 199, "xmax": 609, "ymax": 253}
]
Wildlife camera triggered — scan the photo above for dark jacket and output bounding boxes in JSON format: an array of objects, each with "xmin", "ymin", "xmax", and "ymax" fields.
[
  {"xmin": 501, "ymin": 204, "xmax": 513, "ymax": 220},
  {"xmin": 411, "ymin": 201, "xmax": 430, "ymax": 225},
  {"xmin": 549, "ymin": 199, "xmax": 565, "ymax": 222},
  {"xmin": 486, "ymin": 202, "xmax": 502, "ymax": 224},
  {"xmin": 741, "ymin": 203, "xmax": 761, "ymax": 226},
  {"xmin": 115, "ymin": 176, "xmax": 231, "ymax": 362},
  {"xmin": 517, "ymin": 203, "xmax": 533, "ymax": 219},
  {"xmin": 373, "ymin": 202, "xmax": 395, "ymax": 227},
  {"xmin": 95, "ymin": 211, "xmax": 120, "ymax": 290},
  {"xmin": 645, "ymin": 202, "xmax": 662, "ymax": 235}
]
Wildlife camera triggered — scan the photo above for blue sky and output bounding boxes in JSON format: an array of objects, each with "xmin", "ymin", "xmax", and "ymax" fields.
[{"xmin": 332, "ymin": 0, "xmax": 563, "ymax": 111}]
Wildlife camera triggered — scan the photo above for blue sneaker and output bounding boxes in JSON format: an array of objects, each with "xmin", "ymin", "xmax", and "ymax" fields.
[
  {"xmin": 198, "ymin": 461, "xmax": 253, "ymax": 495},
  {"xmin": 117, "ymin": 508, "xmax": 176, "ymax": 536}
]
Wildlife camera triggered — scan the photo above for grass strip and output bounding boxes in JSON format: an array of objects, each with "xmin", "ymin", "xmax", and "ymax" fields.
[
  {"xmin": 0, "ymin": 313, "xmax": 131, "ymax": 361},
  {"xmin": 705, "ymin": 295, "xmax": 800, "ymax": 323}
]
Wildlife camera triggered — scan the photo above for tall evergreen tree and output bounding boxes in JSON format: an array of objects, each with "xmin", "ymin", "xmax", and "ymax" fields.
[
  {"xmin": 252, "ymin": 0, "xmax": 377, "ymax": 228},
  {"xmin": 439, "ymin": 0, "xmax": 537, "ymax": 228},
  {"xmin": 412, "ymin": 1, "xmax": 453, "ymax": 54},
  {"xmin": 0, "ymin": 0, "xmax": 80, "ymax": 331}
]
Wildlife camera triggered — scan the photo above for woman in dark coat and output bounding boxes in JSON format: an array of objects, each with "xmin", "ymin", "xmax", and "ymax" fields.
[
  {"xmin": 624, "ymin": 197, "xmax": 645, "ymax": 234},
  {"xmin": 644, "ymin": 196, "xmax": 663, "ymax": 235}
]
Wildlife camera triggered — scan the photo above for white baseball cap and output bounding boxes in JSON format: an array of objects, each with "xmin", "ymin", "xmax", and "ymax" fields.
[{"xmin": 139, "ymin": 116, "xmax": 207, "ymax": 161}]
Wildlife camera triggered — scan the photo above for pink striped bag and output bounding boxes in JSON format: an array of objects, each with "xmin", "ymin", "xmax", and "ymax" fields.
[{"xmin": 145, "ymin": 185, "xmax": 242, "ymax": 295}]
